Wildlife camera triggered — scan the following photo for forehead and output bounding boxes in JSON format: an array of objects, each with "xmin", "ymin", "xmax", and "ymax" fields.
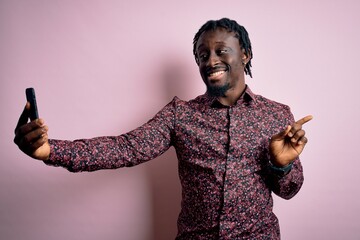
[{"xmin": 196, "ymin": 27, "xmax": 239, "ymax": 50}]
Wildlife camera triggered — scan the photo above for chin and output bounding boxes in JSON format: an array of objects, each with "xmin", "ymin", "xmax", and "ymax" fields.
[{"xmin": 207, "ymin": 83, "xmax": 230, "ymax": 97}]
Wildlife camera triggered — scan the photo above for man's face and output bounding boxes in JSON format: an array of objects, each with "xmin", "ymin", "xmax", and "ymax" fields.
[{"xmin": 195, "ymin": 28, "xmax": 247, "ymax": 97}]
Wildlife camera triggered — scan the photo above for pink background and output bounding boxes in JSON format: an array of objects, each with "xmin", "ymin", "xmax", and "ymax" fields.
[{"xmin": 1, "ymin": 0, "xmax": 359, "ymax": 239}]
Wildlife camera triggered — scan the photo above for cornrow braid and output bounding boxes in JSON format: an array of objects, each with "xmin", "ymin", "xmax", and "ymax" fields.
[{"xmin": 193, "ymin": 18, "xmax": 253, "ymax": 78}]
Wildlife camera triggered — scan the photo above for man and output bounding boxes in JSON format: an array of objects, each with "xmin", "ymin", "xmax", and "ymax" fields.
[{"xmin": 14, "ymin": 18, "xmax": 312, "ymax": 239}]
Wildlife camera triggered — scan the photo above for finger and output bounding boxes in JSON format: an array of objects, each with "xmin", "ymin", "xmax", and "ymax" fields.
[
  {"xmin": 17, "ymin": 126, "xmax": 47, "ymax": 152},
  {"xmin": 15, "ymin": 118, "xmax": 45, "ymax": 137},
  {"xmin": 290, "ymin": 129, "xmax": 305, "ymax": 143},
  {"xmin": 15, "ymin": 103, "xmax": 30, "ymax": 134},
  {"xmin": 287, "ymin": 122, "xmax": 301, "ymax": 138},
  {"xmin": 272, "ymin": 125, "xmax": 291, "ymax": 141},
  {"xmin": 298, "ymin": 136, "xmax": 308, "ymax": 145},
  {"xmin": 295, "ymin": 115, "xmax": 313, "ymax": 126},
  {"xmin": 14, "ymin": 122, "xmax": 47, "ymax": 146},
  {"xmin": 29, "ymin": 133, "xmax": 48, "ymax": 152},
  {"xmin": 288, "ymin": 115, "xmax": 312, "ymax": 138}
]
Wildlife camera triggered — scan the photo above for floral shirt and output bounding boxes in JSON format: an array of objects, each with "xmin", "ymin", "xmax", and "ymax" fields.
[{"xmin": 47, "ymin": 86, "xmax": 304, "ymax": 239}]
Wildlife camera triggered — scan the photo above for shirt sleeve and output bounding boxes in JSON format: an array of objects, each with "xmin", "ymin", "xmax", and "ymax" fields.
[
  {"xmin": 267, "ymin": 157, "xmax": 304, "ymax": 199},
  {"xmin": 265, "ymin": 106, "xmax": 305, "ymax": 200},
  {"xmin": 45, "ymin": 98, "xmax": 177, "ymax": 172}
]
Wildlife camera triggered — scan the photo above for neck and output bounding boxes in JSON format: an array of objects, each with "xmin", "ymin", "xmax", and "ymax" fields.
[{"xmin": 217, "ymin": 83, "xmax": 246, "ymax": 106}]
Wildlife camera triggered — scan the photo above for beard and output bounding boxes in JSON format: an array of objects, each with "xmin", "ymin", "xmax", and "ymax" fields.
[{"xmin": 206, "ymin": 82, "xmax": 231, "ymax": 97}]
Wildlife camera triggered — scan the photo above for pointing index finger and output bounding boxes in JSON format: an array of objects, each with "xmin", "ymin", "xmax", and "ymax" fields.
[{"xmin": 295, "ymin": 115, "xmax": 313, "ymax": 126}]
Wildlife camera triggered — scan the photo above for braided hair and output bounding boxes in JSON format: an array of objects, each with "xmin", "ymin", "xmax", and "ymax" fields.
[{"xmin": 193, "ymin": 18, "xmax": 253, "ymax": 78}]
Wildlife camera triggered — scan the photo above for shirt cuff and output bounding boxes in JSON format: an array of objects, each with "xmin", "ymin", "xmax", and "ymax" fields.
[{"xmin": 269, "ymin": 161, "xmax": 294, "ymax": 177}]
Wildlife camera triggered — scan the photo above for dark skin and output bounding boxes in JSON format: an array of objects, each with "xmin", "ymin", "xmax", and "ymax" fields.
[
  {"xmin": 195, "ymin": 28, "xmax": 312, "ymax": 166},
  {"xmin": 196, "ymin": 28, "xmax": 248, "ymax": 106},
  {"xmin": 14, "ymin": 27, "xmax": 312, "ymax": 167},
  {"xmin": 14, "ymin": 102, "xmax": 50, "ymax": 161}
]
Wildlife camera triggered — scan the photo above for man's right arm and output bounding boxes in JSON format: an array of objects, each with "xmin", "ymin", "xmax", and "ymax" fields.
[{"xmin": 14, "ymin": 98, "xmax": 177, "ymax": 172}]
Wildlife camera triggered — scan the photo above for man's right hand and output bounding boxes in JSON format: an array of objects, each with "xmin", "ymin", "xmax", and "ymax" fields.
[{"xmin": 14, "ymin": 103, "xmax": 50, "ymax": 161}]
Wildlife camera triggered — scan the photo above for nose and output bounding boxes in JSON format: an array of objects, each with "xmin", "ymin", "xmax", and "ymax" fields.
[{"xmin": 207, "ymin": 52, "xmax": 220, "ymax": 67}]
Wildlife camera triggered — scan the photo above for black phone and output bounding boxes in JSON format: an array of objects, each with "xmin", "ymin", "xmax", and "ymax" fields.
[{"xmin": 25, "ymin": 88, "xmax": 39, "ymax": 120}]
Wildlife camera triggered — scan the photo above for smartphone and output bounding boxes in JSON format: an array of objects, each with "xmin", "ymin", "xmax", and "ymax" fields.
[{"xmin": 25, "ymin": 88, "xmax": 39, "ymax": 120}]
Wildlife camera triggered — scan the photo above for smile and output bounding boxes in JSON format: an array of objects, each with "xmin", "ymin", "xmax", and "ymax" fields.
[
  {"xmin": 209, "ymin": 70, "xmax": 225, "ymax": 77},
  {"xmin": 208, "ymin": 70, "xmax": 226, "ymax": 79}
]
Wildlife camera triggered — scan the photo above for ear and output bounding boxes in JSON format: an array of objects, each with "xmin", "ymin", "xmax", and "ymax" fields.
[{"xmin": 241, "ymin": 48, "xmax": 251, "ymax": 65}]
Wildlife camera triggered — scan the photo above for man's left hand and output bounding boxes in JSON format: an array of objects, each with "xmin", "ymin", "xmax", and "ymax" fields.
[{"xmin": 270, "ymin": 115, "xmax": 313, "ymax": 167}]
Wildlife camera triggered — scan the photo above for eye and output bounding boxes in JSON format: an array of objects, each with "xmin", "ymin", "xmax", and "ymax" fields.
[
  {"xmin": 198, "ymin": 52, "xmax": 209, "ymax": 62},
  {"xmin": 217, "ymin": 49, "xmax": 228, "ymax": 55}
]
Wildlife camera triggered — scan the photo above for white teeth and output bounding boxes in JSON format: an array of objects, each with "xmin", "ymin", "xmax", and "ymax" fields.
[{"xmin": 209, "ymin": 70, "xmax": 225, "ymax": 77}]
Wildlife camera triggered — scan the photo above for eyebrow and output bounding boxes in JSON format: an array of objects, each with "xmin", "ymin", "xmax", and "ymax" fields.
[{"xmin": 196, "ymin": 41, "xmax": 227, "ymax": 51}]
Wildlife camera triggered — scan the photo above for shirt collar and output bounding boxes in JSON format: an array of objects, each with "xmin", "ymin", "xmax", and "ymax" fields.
[{"xmin": 203, "ymin": 85, "xmax": 257, "ymax": 108}]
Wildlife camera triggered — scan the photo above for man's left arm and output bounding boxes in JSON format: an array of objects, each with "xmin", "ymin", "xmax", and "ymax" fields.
[{"xmin": 267, "ymin": 114, "xmax": 313, "ymax": 199}]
